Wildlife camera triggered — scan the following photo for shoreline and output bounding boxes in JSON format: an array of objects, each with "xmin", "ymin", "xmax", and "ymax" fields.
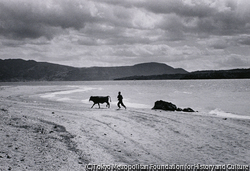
[{"xmin": 0, "ymin": 85, "xmax": 249, "ymax": 170}]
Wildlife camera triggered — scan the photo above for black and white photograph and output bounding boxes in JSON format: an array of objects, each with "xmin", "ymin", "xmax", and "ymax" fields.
[{"xmin": 0, "ymin": 0, "xmax": 249, "ymax": 170}]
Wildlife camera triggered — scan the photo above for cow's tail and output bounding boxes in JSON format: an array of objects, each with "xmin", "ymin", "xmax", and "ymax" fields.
[{"xmin": 108, "ymin": 96, "xmax": 111, "ymax": 102}]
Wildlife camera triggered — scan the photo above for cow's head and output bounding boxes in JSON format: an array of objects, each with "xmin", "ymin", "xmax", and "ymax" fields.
[{"xmin": 89, "ymin": 96, "xmax": 93, "ymax": 102}]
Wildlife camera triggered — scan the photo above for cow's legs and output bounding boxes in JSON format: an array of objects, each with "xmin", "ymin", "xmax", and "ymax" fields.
[
  {"xmin": 91, "ymin": 103, "xmax": 96, "ymax": 108},
  {"xmin": 106, "ymin": 102, "xmax": 110, "ymax": 108},
  {"xmin": 91, "ymin": 103, "xmax": 101, "ymax": 108}
]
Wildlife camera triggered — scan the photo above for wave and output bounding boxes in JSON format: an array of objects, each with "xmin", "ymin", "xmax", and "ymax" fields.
[
  {"xmin": 209, "ymin": 108, "xmax": 250, "ymax": 120},
  {"xmin": 40, "ymin": 87, "xmax": 97, "ymax": 99}
]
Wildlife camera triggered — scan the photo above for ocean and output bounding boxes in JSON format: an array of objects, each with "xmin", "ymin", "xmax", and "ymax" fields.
[
  {"xmin": 32, "ymin": 79, "xmax": 249, "ymax": 119},
  {"xmin": 2, "ymin": 79, "xmax": 250, "ymax": 119}
]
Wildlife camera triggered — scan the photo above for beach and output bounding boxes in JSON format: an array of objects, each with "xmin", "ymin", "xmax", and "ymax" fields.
[{"xmin": 0, "ymin": 85, "xmax": 249, "ymax": 170}]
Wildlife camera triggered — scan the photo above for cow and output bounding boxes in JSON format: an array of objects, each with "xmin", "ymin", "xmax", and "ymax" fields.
[{"xmin": 89, "ymin": 96, "xmax": 111, "ymax": 108}]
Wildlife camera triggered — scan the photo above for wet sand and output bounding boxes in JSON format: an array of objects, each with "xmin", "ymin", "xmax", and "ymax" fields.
[{"xmin": 0, "ymin": 85, "xmax": 249, "ymax": 170}]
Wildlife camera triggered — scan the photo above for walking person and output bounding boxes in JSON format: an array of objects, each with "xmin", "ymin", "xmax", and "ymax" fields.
[{"xmin": 117, "ymin": 91, "xmax": 126, "ymax": 109}]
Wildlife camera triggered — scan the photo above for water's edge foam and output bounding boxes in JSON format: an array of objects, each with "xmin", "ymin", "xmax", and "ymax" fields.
[{"xmin": 209, "ymin": 108, "xmax": 250, "ymax": 120}]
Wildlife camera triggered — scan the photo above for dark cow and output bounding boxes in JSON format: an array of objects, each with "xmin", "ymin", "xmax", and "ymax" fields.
[{"xmin": 89, "ymin": 96, "xmax": 111, "ymax": 108}]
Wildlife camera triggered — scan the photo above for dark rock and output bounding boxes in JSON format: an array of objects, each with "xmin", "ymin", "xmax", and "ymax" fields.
[
  {"xmin": 152, "ymin": 100, "xmax": 177, "ymax": 111},
  {"xmin": 152, "ymin": 100, "xmax": 195, "ymax": 112},
  {"xmin": 182, "ymin": 108, "xmax": 195, "ymax": 112},
  {"xmin": 1, "ymin": 108, "xmax": 7, "ymax": 112},
  {"xmin": 176, "ymin": 108, "xmax": 182, "ymax": 111}
]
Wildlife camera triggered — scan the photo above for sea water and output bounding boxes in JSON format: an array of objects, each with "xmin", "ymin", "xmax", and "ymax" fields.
[
  {"xmin": 34, "ymin": 79, "xmax": 250, "ymax": 119},
  {"xmin": 2, "ymin": 79, "xmax": 249, "ymax": 119}
]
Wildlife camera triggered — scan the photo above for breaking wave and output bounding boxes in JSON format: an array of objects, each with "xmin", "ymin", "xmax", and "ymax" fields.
[{"xmin": 209, "ymin": 108, "xmax": 250, "ymax": 120}]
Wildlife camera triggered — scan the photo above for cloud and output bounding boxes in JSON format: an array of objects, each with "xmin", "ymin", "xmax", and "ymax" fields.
[
  {"xmin": 138, "ymin": 0, "xmax": 250, "ymax": 36},
  {"xmin": 218, "ymin": 54, "xmax": 250, "ymax": 68},
  {"xmin": 206, "ymin": 37, "xmax": 231, "ymax": 49},
  {"xmin": 1, "ymin": 0, "xmax": 250, "ymax": 41},
  {"xmin": 0, "ymin": 0, "xmax": 93, "ymax": 39},
  {"xmin": 0, "ymin": 0, "xmax": 250, "ymax": 71},
  {"xmin": 238, "ymin": 36, "xmax": 250, "ymax": 45}
]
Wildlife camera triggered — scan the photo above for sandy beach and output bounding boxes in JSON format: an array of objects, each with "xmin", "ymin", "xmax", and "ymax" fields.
[{"xmin": 0, "ymin": 85, "xmax": 249, "ymax": 171}]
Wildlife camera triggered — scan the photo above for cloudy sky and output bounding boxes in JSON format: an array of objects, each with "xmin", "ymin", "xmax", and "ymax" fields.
[{"xmin": 0, "ymin": 0, "xmax": 250, "ymax": 71}]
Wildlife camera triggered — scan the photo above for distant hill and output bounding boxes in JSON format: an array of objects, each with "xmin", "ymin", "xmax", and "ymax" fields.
[
  {"xmin": 0, "ymin": 59, "xmax": 188, "ymax": 81},
  {"xmin": 115, "ymin": 68, "xmax": 250, "ymax": 80},
  {"xmin": 182, "ymin": 69, "xmax": 250, "ymax": 79}
]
